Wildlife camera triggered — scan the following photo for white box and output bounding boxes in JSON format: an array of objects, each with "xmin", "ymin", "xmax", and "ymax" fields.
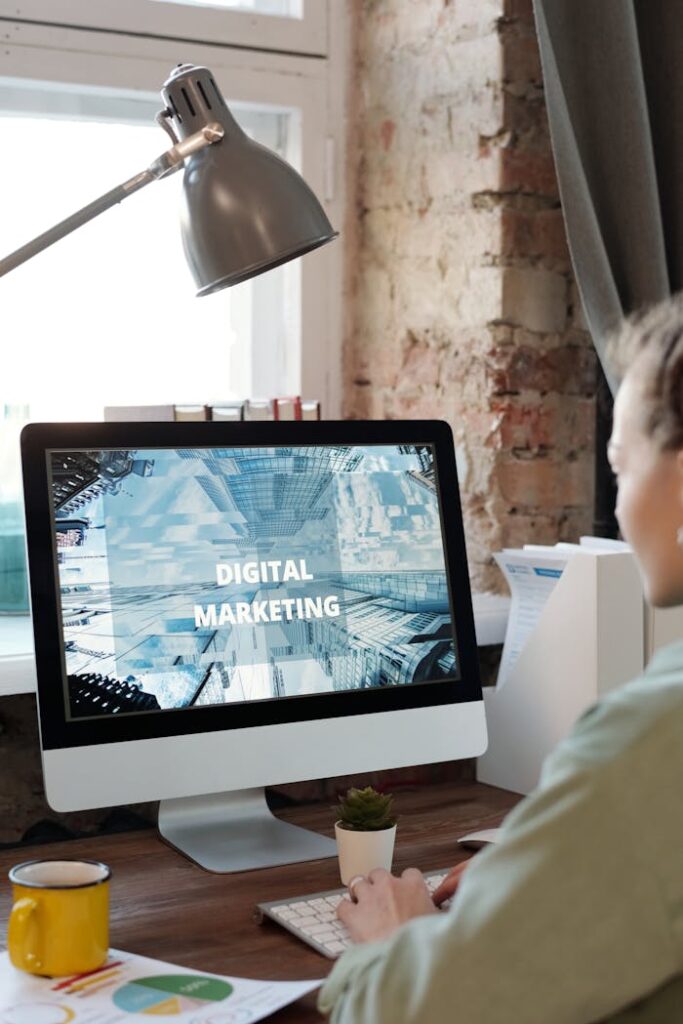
[{"xmin": 477, "ymin": 551, "xmax": 644, "ymax": 795}]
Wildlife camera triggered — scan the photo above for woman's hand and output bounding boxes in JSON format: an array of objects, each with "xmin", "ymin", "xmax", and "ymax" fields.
[
  {"xmin": 337, "ymin": 867, "xmax": 437, "ymax": 944},
  {"xmin": 431, "ymin": 859, "xmax": 471, "ymax": 907}
]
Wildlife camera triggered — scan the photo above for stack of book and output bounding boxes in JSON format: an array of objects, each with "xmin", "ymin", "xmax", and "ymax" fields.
[{"xmin": 104, "ymin": 398, "xmax": 321, "ymax": 422}]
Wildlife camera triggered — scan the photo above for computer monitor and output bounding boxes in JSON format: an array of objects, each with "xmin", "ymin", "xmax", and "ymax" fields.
[{"xmin": 21, "ymin": 420, "xmax": 487, "ymax": 872}]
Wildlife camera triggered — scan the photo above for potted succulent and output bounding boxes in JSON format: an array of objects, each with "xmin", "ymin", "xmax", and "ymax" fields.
[{"xmin": 334, "ymin": 785, "xmax": 398, "ymax": 885}]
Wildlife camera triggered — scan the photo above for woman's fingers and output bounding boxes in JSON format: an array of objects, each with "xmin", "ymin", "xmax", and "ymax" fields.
[{"xmin": 432, "ymin": 860, "xmax": 470, "ymax": 907}]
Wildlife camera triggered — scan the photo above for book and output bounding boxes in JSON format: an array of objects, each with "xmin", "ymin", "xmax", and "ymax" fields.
[
  {"xmin": 210, "ymin": 401, "xmax": 245, "ymax": 421},
  {"xmin": 174, "ymin": 405, "xmax": 209, "ymax": 421},
  {"xmin": 104, "ymin": 405, "xmax": 174, "ymax": 422},
  {"xmin": 273, "ymin": 396, "xmax": 302, "ymax": 420},
  {"xmin": 244, "ymin": 399, "xmax": 274, "ymax": 421},
  {"xmin": 301, "ymin": 399, "xmax": 321, "ymax": 421}
]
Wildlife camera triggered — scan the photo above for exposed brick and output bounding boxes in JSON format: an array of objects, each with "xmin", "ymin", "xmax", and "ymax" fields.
[
  {"xmin": 501, "ymin": 147, "xmax": 559, "ymax": 197},
  {"xmin": 500, "ymin": 502, "xmax": 596, "ymax": 551},
  {"xmin": 543, "ymin": 345, "xmax": 597, "ymax": 396},
  {"xmin": 502, "ymin": 29, "xmax": 543, "ymax": 87},
  {"xmin": 492, "ymin": 400, "xmax": 552, "ymax": 450},
  {"xmin": 502, "ymin": 267, "xmax": 567, "ymax": 332},
  {"xmin": 500, "ymin": 511, "xmax": 566, "ymax": 550},
  {"xmin": 487, "ymin": 343, "xmax": 596, "ymax": 396},
  {"xmin": 558, "ymin": 506, "xmax": 596, "ymax": 542},
  {"xmin": 504, "ymin": 0, "xmax": 535, "ymax": 21},
  {"xmin": 502, "ymin": 91, "xmax": 551, "ymax": 137},
  {"xmin": 492, "ymin": 395, "xmax": 596, "ymax": 452},
  {"xmin": 497, "ymin": 455, "xmax": 593, "ymax": 509},
  {"xmin": 400, "ymin": 331, "xmax": 443, "ymax": 387},
  {"xmin": 460, "ymin": 268, "xmax": 503, "ymax": 327},
  {"xmin": 379, "ymin": 118, "xmax": 396, "ymax": 151},
  {"xmin": 501, "ymin": 207, "xmax": 570, "ymax": 268}
]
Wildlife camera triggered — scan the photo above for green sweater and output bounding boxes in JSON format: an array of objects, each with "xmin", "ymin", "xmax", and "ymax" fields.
[{"xmin": 319, "ymin": 640, "xmax": 683, "ymax": 1023}]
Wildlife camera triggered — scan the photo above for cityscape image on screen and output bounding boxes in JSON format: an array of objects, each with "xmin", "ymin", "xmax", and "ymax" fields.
[{"xmin": 49, "ymin": 444, "xmax": 459, "ymax": 719}]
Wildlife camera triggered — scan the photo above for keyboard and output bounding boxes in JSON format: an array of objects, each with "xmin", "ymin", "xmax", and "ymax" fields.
[{"xmin": 256, "ymin": 868, "xmax": 451, "ymax": 959}]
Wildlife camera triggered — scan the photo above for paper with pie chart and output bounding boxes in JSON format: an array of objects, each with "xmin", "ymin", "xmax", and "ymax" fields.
[{"xmin": 0, "ymin": 949, "xmax": 321, "ymax": 1023}]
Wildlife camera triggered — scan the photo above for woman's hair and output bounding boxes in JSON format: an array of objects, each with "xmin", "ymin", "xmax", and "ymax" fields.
[{"xmin": 609, "ymin": 292, "xmax": 683, "ymax": 452}]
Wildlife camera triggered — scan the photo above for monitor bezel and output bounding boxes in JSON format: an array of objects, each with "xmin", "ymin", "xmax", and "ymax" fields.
[{"xmin": 21, "ymin": 419, "xmax": 482, "ymax": 752}]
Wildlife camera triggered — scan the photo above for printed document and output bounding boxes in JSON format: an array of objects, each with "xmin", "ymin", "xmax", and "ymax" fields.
[
  {"xmin": 495, "ymin": 548, "xmax": 568, "ymax": 688},
  {"xmin": 0, "ymin": 948, "xmax": 321, "ymax": 1023}
]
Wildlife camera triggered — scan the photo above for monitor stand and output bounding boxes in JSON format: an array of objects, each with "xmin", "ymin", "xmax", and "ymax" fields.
[{"xmin": 157, "ymin": 788, "xmax": 337, "ymax": 873}]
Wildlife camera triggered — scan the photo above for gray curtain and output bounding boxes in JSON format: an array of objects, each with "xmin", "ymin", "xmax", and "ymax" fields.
[{"xmin": 533, "ymin": 0, "xmax": 683, "ymax": 394}]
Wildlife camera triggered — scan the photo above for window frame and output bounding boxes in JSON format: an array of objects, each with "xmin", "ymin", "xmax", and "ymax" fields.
[
  {"xmin": 0, "ymin": 0, "xmax": 327, "ymax": 56},
  {"xmin": 0, "ymin": 3, "xmax": 348, "ymax": 689}
]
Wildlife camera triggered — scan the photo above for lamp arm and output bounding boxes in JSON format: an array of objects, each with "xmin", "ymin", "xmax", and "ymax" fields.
[{"xmin": 0, "ymin": 122, "xmax": 224, "ymax": 280}]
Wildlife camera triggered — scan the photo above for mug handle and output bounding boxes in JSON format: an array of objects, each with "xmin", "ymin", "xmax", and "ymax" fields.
[{"xmin": 8, "ymin": 897, "xmax": 42, "ymax": 972}]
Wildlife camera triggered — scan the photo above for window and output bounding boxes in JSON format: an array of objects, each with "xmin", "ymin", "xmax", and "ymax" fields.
[
  {"xmin": 157, "ymin": 1, "xmax": 302, "ymax": 14},
  {"xmin": 0, "ymin": 1, "xmax": 346, "ymax": 682},
  {"xmin": 0, "ymin": 1, "xmax": 326, "ymax": 55},
  {"xmin": 1, "ymin": 85, "xmax": 301, "ymax": 416}
]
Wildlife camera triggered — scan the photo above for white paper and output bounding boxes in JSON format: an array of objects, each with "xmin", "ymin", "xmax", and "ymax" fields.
[
  {"xmin": 495, "ymin": 549, "xmax": 568, "ymax": 689},
  {"xmin": 0, "ymin": 949, "xmax": 322, "ymax": 1023},
  {"xmin": 579, "ymin": 535, "xmax": 630, "ymax": 552},
  {"xmin": 522, "ymin": 543, "xmax": 582, "ymax": 554}
]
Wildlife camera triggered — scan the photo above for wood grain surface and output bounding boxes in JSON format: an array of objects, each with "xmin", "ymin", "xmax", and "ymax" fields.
[{"xmin": 0, "ymin": 781, "xmax": 519, "ymax": 1022}]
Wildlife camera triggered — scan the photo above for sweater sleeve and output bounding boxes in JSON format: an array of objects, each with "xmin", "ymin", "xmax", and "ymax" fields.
[{"xmin": 318, "ymin": 731, "xmax": 680, "ymax": 1024}]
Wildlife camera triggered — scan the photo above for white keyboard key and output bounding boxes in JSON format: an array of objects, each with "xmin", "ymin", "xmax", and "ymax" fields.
[
  {"xmin": 295, "ymin": 915, "xmax": 319, "ymax": 928},
  {"xmin": 318, "ymin": 910, "xmax": 336, "ymax": 922},
  {"xmin": 290, "ymin": 902, "xmax": 309, "ymax": 911},
  {"xmin": 307, "ymin": 923, "xmax": 333, "ymax": 936},
  {"xmin": 327, "ymin": 941, "xmax": 347, "ymax": 954},
  {"xmin": 317, "ymin": 931, "xmax": 338, "ymax": 944},
  {"xmin": 326, "ymin": 894, "xmax": 343, "ymax": 906},
  {"xmin": 274, "ymin": 907, "xmax": 297, "ymax": 920}
]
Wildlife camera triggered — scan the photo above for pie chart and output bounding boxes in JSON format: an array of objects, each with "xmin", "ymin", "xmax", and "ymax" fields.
[{"xmin": 113, "ymin": 975, "xmax": 233, "ymax": 1015}]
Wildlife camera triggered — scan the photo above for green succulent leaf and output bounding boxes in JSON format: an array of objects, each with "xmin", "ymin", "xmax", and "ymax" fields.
[{"xmin": 335, "ymin": 785, "xmax": 397, "ymax": 832}]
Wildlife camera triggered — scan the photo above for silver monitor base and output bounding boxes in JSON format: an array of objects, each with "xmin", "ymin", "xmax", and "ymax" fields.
[{"xmin": 157, "ymin": 788, "xmax": 337, "ymax": 873}]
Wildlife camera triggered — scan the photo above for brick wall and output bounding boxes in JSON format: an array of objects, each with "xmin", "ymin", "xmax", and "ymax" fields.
[{"xmin": 345, "ymin": 0, "xmax": 597, "ymax": 591}]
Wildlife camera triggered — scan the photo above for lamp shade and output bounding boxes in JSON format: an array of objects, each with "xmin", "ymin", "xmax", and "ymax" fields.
[{"xmin": 161, "ymin": 64, "xmax": 337, "ymax": 296}]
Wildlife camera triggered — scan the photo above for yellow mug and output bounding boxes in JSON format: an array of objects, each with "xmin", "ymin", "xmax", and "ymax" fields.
[{"xmin": 7, "ymin": 859, "xmax": 111, "ymax": 977}]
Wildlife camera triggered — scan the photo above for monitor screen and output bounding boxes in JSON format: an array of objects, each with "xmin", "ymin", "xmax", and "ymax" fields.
[
  {"xmin": 49, "ymin": 443, "xmax": 460, "ymax": 721},
  {"xmin": 24, "ymin": 421, "xmax": 486, "ymax": 835},
  {"xmin": 24, "ymin": 420, "xmax": 482, "ymax": 757}
]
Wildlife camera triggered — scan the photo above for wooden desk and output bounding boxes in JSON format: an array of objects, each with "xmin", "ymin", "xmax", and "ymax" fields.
[{"xmin": 0, "ymin": 782, "xmax": 519, "ymax": 1022}]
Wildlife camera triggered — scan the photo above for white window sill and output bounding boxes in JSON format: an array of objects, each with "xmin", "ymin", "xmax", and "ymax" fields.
[
  {"xmin": 0, "ymin": 595, "xmax": 510, "ymax": 698},
  {"xmin": 0, "ymin": 614, "xmax": 36, "ymax": 696}
]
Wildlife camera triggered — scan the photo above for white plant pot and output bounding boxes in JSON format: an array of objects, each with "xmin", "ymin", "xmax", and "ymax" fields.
[{"xmin": 335, "ymin": 821, "xmax": 397, "ymax": 886}]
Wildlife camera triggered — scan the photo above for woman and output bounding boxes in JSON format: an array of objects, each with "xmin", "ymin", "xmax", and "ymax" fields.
[{"xmin": 319, "ymin": 296, "xmax": 683, "ymax": 1023}]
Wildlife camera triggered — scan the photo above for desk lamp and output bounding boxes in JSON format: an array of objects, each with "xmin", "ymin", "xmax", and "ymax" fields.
[{"xmin": 0, "ymin": 63, "xmax": 337, "ymax": 289}]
